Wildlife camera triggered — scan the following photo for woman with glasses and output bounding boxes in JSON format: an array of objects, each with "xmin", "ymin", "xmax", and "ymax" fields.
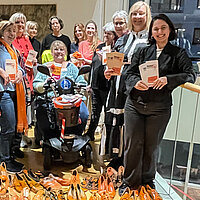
[
  {"xmin": 103, "ymin": 1, "xmax": 152, "ymax": 169},
  {"xmin": 112, "ymin": 10, "xmax": 128, "ymax": 40}
]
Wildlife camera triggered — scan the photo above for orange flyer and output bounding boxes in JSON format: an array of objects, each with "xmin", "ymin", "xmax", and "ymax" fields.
[
  {"xmin": 106, "ymin": 52, "xmax": 124, "ymax": 76},
  {"xmin": 51, "ymin": 63, "xmax": 62, "ymax": 80}
]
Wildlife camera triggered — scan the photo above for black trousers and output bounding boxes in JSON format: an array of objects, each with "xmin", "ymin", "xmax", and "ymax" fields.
[
  {"xmin": 86, "ymin": 89, "xmax": 108, "ymax": 139},
  {"xmin": 123, "ymin": 96, "xmax": 171, "ymax": 188}
]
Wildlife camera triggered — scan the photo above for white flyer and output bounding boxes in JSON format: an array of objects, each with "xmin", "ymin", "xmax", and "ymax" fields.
[
  {"xmin": 102, "ymin": 45, "xmax": 111, "ymax": 65},
  {"xmin": 5, "ymin": 59, "xmax": 16, "ymax": 81},
  {"xmin": 25, "ymin": 50, "xmax": 38, "ymax": 68},
  {"xmin": 139, "ymin": 60, "xmax": 159, "ymax": 87}
]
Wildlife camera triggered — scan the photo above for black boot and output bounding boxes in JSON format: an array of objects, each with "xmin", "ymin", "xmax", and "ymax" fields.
[{"xmin": 0, "ymin": 133, "xmax": 24, "ymax": 173}]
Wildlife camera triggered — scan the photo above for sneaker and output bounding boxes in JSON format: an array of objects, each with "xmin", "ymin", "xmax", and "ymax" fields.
[
  {"xmin": 12, "ymin": 148, "xmax": 24, "ymax": 158},
  {"xmin": 5, "ymin": 160, "xmax": 23, "ymax": 173},
  {"xmin": 118, "ymin": 182, "xmax": 130, "ymax": 196}
]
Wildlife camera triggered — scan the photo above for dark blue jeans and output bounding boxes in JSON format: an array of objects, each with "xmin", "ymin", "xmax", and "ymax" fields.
[{"xmin": 0, "ymin": 92, "xmax": 16, "ymax": 134}]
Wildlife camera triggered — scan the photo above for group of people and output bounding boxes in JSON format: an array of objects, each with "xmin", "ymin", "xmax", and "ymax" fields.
[{"xmin": 0, "ymin": 0, "xmax": 196, "ymax": 196}]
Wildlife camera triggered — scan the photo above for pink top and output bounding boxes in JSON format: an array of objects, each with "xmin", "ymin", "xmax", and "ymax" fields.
[{"xmin": 79, "ymin": 40, "xmax": 102, "ymax": 61}]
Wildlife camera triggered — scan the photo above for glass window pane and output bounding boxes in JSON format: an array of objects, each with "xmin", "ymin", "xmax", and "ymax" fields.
[{"xmin": 150, "ymin": 0, "xmax": 183, "ymax": 12}]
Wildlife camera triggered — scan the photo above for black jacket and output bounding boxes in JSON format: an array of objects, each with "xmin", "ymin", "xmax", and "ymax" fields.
[
  {"xmin": 89, "ymin": 43, "xmax": 109, "ymax": 91},
  {"xmin": 126, "ymin": 42, "xmax": 196, "ymax": 108}
]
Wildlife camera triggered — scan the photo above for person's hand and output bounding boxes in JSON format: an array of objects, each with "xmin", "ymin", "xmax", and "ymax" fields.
[
  {"xmin": 152, "ymin": 76, "xmax": 167, "ymax": 90},
  {"xmin": 12, "ymin": 70, "xmax": 23, "ymax": 84},
  {"xmin": 0, "ymin": 68, "xmax": 10, "ymax": 85},
  {"xmin": 134, "ymin": 80, "xmax": 149, "ymax": 91},
  {"xmin": 104, "ymin": 68, "xmax": 114, "ymax": 80}
]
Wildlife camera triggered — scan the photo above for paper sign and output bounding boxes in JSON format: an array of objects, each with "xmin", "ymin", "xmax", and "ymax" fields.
[
  {"xmin": 5, "ymin": 59, "xmax": 16, "ymax": 81},
  {"xmin": 102, "ymin": 45, "xmax": 111, "ymax": 65},
  {"xmin": 106, "ymin": 52, "xmax": 124, "ymax": 75},
  {"xmin": 25, "ymin": 50, "xmax": 38, "ymax": 68},
  {"xmin": 51, "ymin": 63, "xmax": 62, "ymax": 80},
  {"xmin": 139, "ymin": 60, "xmax": 159, "ymax": 87}
]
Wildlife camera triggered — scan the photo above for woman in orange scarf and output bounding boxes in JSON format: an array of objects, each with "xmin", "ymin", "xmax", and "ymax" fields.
[{"xmin": 0, "ymin": 20, "xmax": 27, "ymax": 173}]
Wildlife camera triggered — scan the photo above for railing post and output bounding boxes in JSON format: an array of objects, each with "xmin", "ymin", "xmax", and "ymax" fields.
[{"xmin": 183, "ymin": 93, "xmax": 199, "ymax": 200}]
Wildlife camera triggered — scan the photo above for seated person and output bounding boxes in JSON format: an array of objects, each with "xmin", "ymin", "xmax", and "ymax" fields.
[{"xmin": 33, "ymin": 40, "xmax": 88, "ymax": 143}]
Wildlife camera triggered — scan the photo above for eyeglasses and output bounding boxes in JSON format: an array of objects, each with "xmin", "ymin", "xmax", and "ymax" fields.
[{"xmin": 114, "ymin": 22, "xmax": 126, "ymax": 26}]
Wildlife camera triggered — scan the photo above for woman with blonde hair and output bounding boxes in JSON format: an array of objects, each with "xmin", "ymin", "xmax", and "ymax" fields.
[
  {"xmin": 26, "ymin": 21, "xmax": 41, "ymax": 59},
  {"xmin": 70, "ymin": 23, "xmax": 86, "ymax": 53},
  {"xmin": 103, "ymin": 1, "xmax": 152, "ymax": 172},
  {"xmin": 10, "ymin": 12, "xmax": 34, "ymax": 154},
  {"xmin": 78, "ymin": 20, "xmax": 102, "ymax": 65}
]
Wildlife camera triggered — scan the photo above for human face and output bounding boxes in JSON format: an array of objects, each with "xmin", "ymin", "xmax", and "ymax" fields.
[
  {"xmin": 131, "ymin": 5, "xmax": 147, "ymax": 32},
  {"xmin": 15, "ymin": 18, "xmax": 25, "ymax": 37},
  {"xmin": 113, "ymin": 17, "xmax": 127, "ymax": 37},
  {"xmin": 85, "ymin": 23, "xmax": 96, "ymax": 38},
  {"xmin": 104, "ymin": 31, "xmax": 115, "ymax": 45},
  {"xmin": 52, "ymin": 45, "xmax": 66, "ymax": 63},
  {"xmin": 27, "ymin": 25, "xmax": 37, "ymax": 38},
  {"xmin": 75, "ymin": 26, "xmax": 84, "ymax": 42},
  {"xmin": 3, "ymin": 24, "xmax": 17, "ymax": 45},
  {"xmin": 51, "ymin": 18, "xmax": 61, "ymax": 33},
  {"xmin": 151, "ymin": 19, "xmax": 170, "ymax": 47}
]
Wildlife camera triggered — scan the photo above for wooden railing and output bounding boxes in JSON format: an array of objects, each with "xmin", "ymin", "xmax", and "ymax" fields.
[{"xmin": 181, "ymin": 82, "xmax": 200, "ymax": 94}]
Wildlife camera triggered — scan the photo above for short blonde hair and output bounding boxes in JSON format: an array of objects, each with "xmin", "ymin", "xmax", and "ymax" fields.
[
  {"xmin": 128, "ymin": 1, "xmax": 152, "ymax": 31},
  {"xmin": 9, "ymin": 12, "xmax": 26, "ymax": 24},
  {"xmin": 26, "ymin": 21, "xmax": 38, "ymax": 30},
  {"xmin": 26, "ymin": 21, "xmax": 38, "ymax": 35},
  {"xmin": 50, "ymin": 40, "xmax": 67, "ymax": 55}
]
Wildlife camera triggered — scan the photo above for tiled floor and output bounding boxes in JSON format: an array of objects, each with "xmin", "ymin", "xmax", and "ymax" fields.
[{"xmin": 17, "ymin": 128, "xmax": 199, "ymax": 200}]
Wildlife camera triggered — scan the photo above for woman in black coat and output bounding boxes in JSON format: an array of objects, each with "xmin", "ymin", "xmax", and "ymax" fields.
[{"xmin": 119, "ymin": 14, "xmax": 196, "ymax": 195}]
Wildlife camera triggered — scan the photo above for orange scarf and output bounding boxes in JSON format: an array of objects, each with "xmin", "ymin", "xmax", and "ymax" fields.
[{"xmin": 0, "ymin": 38, "xmax": 28, "ymax": 133}]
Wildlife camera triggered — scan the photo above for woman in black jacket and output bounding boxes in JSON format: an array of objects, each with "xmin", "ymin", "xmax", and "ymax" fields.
[{"xmin": 119, "ymin": 14, "xmax": 196, "ymax": 195}]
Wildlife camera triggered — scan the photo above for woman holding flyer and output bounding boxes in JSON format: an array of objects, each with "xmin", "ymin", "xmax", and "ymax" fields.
[
  {"xmin": 103, "ymin": 1, "xmax": 151, "ymax": 165},
  {"xmin": 33, "ymin": 40, "xmax": 88, "ymax": 145},
  {"xmin": 0, "ymin": 20, "xmax": 27, "ymax": 173},
  {"xmin": 120, "ymin": 14, "xmax": 196, "ymax": 195},
  {"xmin": 10, "ymin": 12, "xmax": 34, "ymax": 152}
]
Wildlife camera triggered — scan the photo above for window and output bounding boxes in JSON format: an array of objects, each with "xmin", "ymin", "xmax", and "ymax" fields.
[
  {"xmin": 193, "ymin": 28, "xmax": 200, "ymax": 44},
  {"xmin": 150, "ymin": 0, "xmax": 183, "ymax": 13},
  {"xmin": 198, "ymin": 0, "xmax": 200, "ymax": 8}
]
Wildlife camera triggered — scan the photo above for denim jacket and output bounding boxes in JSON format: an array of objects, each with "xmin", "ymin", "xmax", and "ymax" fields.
[{"xmin": 0, "ymin": 44, "xmax": 24, "ymax": 92}]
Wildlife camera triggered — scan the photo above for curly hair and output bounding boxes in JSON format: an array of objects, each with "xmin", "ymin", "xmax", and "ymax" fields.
[{"xmin": 48, "ymin": 16, "xmax": 64, "ymax": 31}]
